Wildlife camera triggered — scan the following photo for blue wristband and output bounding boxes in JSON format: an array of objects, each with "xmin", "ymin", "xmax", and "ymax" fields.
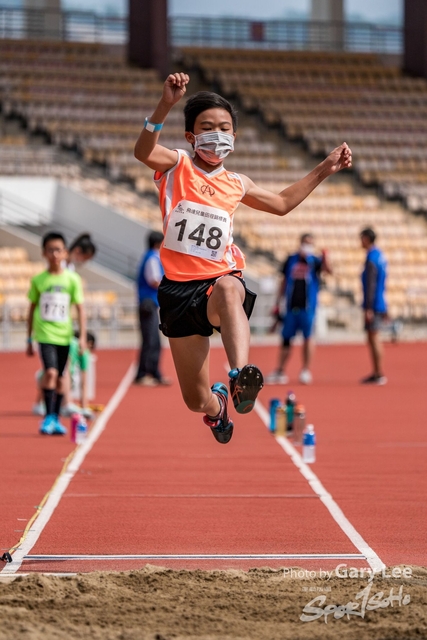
[{"xmin": 144, "ymin": 117, "xmax": 163, "ymax": 133}]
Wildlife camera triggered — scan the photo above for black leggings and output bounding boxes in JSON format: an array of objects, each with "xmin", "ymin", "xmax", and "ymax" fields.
[{"xmin": 39, "ymin": 343, "xmax": 70, "ymax": 377}]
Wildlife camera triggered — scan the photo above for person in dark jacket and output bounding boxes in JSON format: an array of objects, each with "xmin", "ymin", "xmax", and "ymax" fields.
[
  {"xmin": 135, "ymin": 231, "xmax": 171, "ymax": 386},
  {"xmin": 360, "ymin": 227, "xmax": 388, "ymax": 385},
  {"xmin": 266, "ymin": 233, "xmax": 331, "ymax": 385}
]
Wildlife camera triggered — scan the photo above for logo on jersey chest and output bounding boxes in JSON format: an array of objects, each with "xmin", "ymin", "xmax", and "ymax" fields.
[
  {"xmin": 292, "ymin": 262, "xmax": 310, "ymax": 280},
  {"xmin": 201, "ymin": 184, "xmax": 215, "ymax": 197}
]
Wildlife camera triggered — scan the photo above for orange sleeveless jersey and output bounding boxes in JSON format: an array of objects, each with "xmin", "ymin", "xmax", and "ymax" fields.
[{"xmin": 154, "ymin": 150, "xmax": 246, "ymax": 281}]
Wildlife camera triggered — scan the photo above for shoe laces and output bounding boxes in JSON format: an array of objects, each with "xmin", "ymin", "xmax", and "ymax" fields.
[{"xmin": 206, "ymin": 391, "xmax": 227, "ymax": 429}]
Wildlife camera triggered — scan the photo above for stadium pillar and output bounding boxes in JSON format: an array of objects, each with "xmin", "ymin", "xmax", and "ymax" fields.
[
  {"xmin": 24, "ymin": 0, "xmax": 62, "ymax": 40},
  {"xmin": 404, "ymin": 0, "xmax": 427, "ymax": 78},
  {"xmin": 128, "ymin": 0, "xmax": 169, "ymax": 77},
  {"xmin": 310, "ymin": 0, "xmax": 344, "ymax": 51}
]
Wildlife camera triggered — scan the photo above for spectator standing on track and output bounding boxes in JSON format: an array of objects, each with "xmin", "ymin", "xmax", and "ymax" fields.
[
  {"xmin": 135, "ymin": 231, "xmax": 171, "ymax": 386},
  {"xmin": 27, "ymin": 232, "xmax": 86, "ymax": 435},
  {"xmin": 266, "ymin": 233, "xmax": 331, "ymax": 385},
  {"xmin": 360, "ymin": 227, "xmax": 388, "ymax": 385},
  {"xmin": 133, "ymin": 72, "xmax": 352, "ymax": 444}
]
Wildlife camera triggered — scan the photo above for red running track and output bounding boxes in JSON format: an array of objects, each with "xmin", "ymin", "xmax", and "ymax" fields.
[{"xmin": 1, "ymin": 342, "xmax": 426, "ymax": 574}]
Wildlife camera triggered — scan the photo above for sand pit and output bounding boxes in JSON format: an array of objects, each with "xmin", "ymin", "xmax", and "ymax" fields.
[{"xmin": 1, "ymin": 565, "xmax": 426, "ymax": 639}]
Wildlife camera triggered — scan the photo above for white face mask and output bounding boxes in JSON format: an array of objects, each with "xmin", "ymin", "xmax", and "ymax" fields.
[
  {"xmin": 300, "ymin": 243, "xmax": 314, "ymax": 257},
  {"xmin": 193, "ymin": 131, "xmax": 234, "ymax": 165}
]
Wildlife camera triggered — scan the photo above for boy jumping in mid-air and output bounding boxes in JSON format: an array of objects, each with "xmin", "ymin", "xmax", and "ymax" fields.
[
  {"xmin": 27, "ymin": 232, "xmax": 86, "ymax": 435},
  {"xmin": 134, "ymin": 73, "xmax": 352, "ymax": 444}
]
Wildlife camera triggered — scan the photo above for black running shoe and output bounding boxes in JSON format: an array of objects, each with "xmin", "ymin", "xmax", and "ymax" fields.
[
  {"xmin": 203, "ymin": 383, "xmax": 234, "ymax": 444},
  {"xmin": 361, "ymin": 374, "xmax": 387, "ymax": 386},
  {"xmin": 229, "ymin": 364, "xmax": 264, "ymax": 414}
]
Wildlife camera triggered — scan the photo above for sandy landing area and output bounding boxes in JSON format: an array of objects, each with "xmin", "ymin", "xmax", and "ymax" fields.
[{"xmin": 0, "ymin": 565, "xmax": 426, "ymax": 640}]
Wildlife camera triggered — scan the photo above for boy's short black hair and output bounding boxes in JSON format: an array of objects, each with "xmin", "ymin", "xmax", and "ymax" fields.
[
  {"xmin": 74, "ymin": 330, "xmax": 96, "ymax": 348},
  {"xmin": 360, "ymin": 227, "xmax": 376, "ymax": 244},
  {"xmin": 300, "ymin": 233, "xmax": 314, "ymax": 244},
  {"xmin": 42, "ymin": 231, "xmax": 66, "ymax": 248},
  {"xmin": 86, "ymin": 331, "xmax": 96, "ymax": 347},
  {"xmin": 148, "ymin": 231, "xmax": 164, "ymax": 249},
  {"xmin": 184, "ymin": 92, "xmax": 238, "ymax": 133}
]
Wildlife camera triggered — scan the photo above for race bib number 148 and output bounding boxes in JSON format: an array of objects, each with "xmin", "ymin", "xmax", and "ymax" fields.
[{"xmin": 163, "ymin": 200, "xmax": 231, "ymax": 262}]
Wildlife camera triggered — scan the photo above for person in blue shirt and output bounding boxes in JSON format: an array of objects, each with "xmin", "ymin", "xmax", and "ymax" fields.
[
  {"xmin": 266, "ymin": 233, "xmax": 331, "ymax": 385},
  {"xmin": 360, "ymin": 227, "xmax": 388, "ymax": 385},
  {"xmin": 135, "ymin": 231, "xmax": 171, "ymax": 386}
]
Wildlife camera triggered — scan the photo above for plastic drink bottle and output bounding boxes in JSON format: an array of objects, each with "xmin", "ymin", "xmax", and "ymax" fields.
[
  {"xmin": 75, "ymin": 415, "xmax": 88, "ymax": 445},
  {"xmin": 70, "ymin": 413, "xmax": 80, "ymax": 443},
  {"xmin": 302, "ymin": 424, "xmax": 316, "ymax": 463},
  {"xmin": 275, "ymin": 405, "xmax": 287, "ymax": 436},
  {"xmin": 293, "ymin": 404, "xmax": 306, "ymax": 445},
  {"xmin": 286, "ymin": 391, "xmax": 296, "ymax": 435},
  {"xmin": 269, "ymin": 399, "xmax": 281, "ymax": 433}
]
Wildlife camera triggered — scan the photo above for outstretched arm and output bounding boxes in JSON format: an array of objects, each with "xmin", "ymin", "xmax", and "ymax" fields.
[
  {"xmin": 241, "ymin": 143, "xmax": 352, "ymax": 216},
  {"xmin": 134, "ymin": 72, "xmax": 190, "ymax": 174}
]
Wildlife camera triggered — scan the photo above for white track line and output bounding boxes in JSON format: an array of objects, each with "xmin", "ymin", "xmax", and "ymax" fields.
[
  {"xmin": 63, "ymin": 493, "xmax": 317, "ymax": 499},
  {"xmin": 26, "ymin": 553, "xmax": 365, "ymax": 561},
  {"xmin": 1, "ymin": 363, "xmax": 136, "ymax": 575},
  {"xmin": 255, "ymin": 400, "xmax": 386, "ymax": 572}
]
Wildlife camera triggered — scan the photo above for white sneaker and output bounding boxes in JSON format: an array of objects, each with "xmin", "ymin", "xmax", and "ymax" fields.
[
  {"xmin": 81, "ymin": 406, "xmax": 94, "ymax": 419},
  {"xmin": 265, "ymin": 371, "xmax": 289, "ymax": 385},
  {"xmin": 299, "ymin": 369, "xmax": 313, "ymax": 385},
  {"xmin": 61, "ymin": 402, "xmax": 81, "ymax": 417},
  {"xmin": 32, "ymin": 401, "xmax": 45, "ymax": 416}
]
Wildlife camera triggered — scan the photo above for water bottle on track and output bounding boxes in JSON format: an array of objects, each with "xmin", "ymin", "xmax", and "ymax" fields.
[
  {"xmin": 302, "ymin": 424, "xmax": 316, "ymax": 463},
  {"xmin": 286, "ymin": 391, "xmax": 296, "ymax": 435},
  {"xmin": 293, "ymin": 404, "xmax": 305, "ymax": 445},
  {"xmin": 75, "ymin": 415, "xmax": 88, "ymax": 445}
]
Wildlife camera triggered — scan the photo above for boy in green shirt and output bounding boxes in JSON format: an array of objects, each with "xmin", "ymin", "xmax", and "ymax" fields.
[{"xmin": 27, "ymin": 232, "xmax": 86, "ymax": 435}]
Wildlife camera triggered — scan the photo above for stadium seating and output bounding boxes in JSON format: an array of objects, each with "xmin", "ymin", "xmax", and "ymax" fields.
[
  {"xmin": 1, "ymin": 40, "xmax": 427, "ymax": 322},
  {"xmin": 179, "ymin": 47, "xmax": 427, "ymax": 216},
  {"xmin": 0, "ymin": 143, "xmax": 80, "ymax": 177},
  {"xmin": 0, "ymin": 246, "xmax": 118, "ymax": 323},
  {"xmin": 0, "ymin": 38, "xmax": 163, "ymax": 188},
  {"xmin": 176, "ymin": 46, "xmax": 427, "ymax": 320},
  {"xmin": 233, "ymin": 179, "xmax": 427, "ymax": 320}
]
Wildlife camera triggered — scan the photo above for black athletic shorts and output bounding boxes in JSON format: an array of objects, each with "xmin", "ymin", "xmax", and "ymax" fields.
[
  {"xmin": 365, "ymin": 312, "xmax": 387, "ymax": 332},
  {"xmin": 39, "ymin": 343, "xmax": 70, "ymax": 377},
  {"xmin": 158, "ymin": 272, "xmax": 257, "ymax": 338}
]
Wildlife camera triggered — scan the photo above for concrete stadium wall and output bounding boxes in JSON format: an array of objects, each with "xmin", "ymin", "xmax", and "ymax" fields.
[
  {"xmin": 0, "ymin": 178, "xmax": 154, "ymax": 280},
  {"xmin": 52, "ymin": 184, "xmax": 152, "ymax": 280}
]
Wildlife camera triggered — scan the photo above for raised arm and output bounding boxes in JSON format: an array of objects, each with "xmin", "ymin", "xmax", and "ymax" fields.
[
  {"xmin": 134, "ymin": 72, "xmax": 190, "ymax": 174},
  {"xmin": 241, "ymin": 143, "xmax": 352, "ymax": 216},
  {"xmin": 320, "ymin": 249, "xmax": 333, "ymax": 275}
]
